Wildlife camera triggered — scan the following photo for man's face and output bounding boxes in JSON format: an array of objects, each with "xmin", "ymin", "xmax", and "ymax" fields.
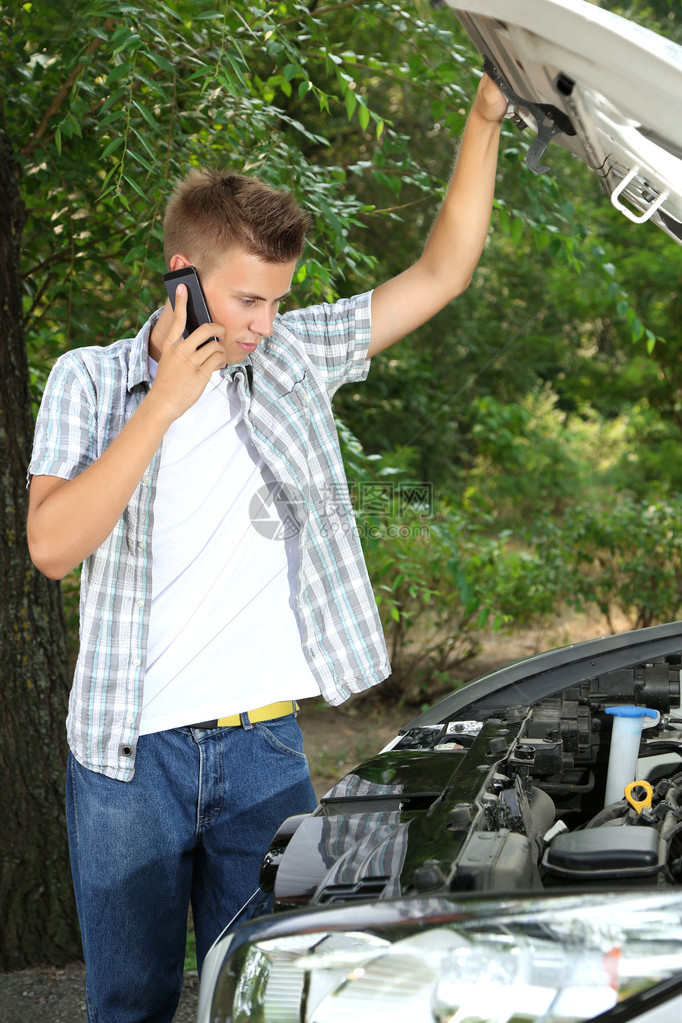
[{"xmin": 199, "ymin": 249, "xmax": 298, "ymax": 365}]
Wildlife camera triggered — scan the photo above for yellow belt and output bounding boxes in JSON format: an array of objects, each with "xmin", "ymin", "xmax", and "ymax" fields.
[{"xmin": 191, "ymin": 700, "xmax": 297, "ymax": 729}]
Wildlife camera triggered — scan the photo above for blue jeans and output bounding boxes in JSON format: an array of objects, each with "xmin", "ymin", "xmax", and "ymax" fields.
[{"xmin": 65, "ymin": 715, "xmax": 317, "ymax": 1023}]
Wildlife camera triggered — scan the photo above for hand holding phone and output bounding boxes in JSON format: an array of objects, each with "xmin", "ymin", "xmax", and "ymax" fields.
[{"xmin": 163, "ymin": 266, "xmax": 219, "ymax": 348}]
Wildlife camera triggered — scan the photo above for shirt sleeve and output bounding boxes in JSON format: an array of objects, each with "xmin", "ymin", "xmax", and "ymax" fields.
[
  {"xmin": 274, "ymin": 291, "xmax": 372, "ymax": 398},
  {"xmin": 27, "ymin": 352, "xmax": 99, "ymax": 486}
]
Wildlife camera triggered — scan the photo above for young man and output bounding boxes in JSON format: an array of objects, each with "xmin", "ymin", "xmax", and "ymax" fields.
[{"xmin": 27, "ymin": 75, "xmax": 507, "ymax": 1022}]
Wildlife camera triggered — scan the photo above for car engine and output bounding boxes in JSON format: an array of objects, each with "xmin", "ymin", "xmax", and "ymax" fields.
[{"xmin": 263, "ymin": 653, "xmax": 682, "ymax": 907}]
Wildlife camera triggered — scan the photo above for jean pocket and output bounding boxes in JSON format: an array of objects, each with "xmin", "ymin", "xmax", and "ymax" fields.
[{"xmin": 255, "ymin": 717, "xmax": 308, "ymax": 762}]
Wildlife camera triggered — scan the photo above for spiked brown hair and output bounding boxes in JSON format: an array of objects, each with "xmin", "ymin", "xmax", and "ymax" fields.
[{"xmin": 163, "ymin": 169, "xmax": 310, "ymax": 275}]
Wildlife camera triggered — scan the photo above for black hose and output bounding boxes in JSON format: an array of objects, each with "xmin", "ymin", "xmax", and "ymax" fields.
[{"xmin": 583, "ymin": 800, "xmax": 629, "ymax": 829}]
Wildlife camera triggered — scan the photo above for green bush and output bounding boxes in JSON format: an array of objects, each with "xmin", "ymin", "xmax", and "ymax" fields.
[
  {"xmin": 362, "ymin": 507, "xmax": 573, "ymax": 704},
  {"xmin": 538, "ymin": 498, "xmax": 682, "ymax": 630},
  {"xmin": 340, "ymin": 421, "xmax": 570, "ymax": 704},
  {"xmin": 342, "ymin": 418, "xmax": 682, "ymax": 703},
  {"xmin": 462, "ymin": 390, "xmax": 630, "ymax": 522}
]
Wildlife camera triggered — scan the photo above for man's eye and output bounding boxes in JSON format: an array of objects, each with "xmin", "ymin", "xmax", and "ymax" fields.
[{"xmin": 240, "ymin": 297, "xmax": 256, "ymax": 306}]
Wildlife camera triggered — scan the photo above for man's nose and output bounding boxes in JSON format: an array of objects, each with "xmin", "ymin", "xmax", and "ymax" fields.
[{"xmin": 250, "ymin": 307, "xmax": 275, "ymax": 338}]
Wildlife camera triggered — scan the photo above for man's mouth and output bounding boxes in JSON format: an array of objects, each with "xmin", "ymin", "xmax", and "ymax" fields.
[{"xmin": 236, "ymin": 340, "xmax": 259, "ymax": 354}]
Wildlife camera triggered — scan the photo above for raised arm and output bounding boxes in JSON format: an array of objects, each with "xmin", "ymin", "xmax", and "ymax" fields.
[
  {"xmin": 27, "ymin": 286, "xmax": 226, "ymax": 580},
  {"xmin": 368, "ymin": 73, "xmax": 507, "ymax": 358}
]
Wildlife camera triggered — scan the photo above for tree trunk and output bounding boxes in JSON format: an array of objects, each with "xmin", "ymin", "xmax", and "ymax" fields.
[{"xmin": 0, "ymin": 112, "xmax": 81, "ymax": 969}]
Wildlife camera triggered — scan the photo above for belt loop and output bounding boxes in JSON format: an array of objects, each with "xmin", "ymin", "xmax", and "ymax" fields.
[{"xmin": 240, "ymin": 710, "xmax": 253, "ymax": 730}]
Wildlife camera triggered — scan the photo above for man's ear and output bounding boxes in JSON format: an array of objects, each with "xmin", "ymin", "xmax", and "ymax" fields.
[{"xmin": 169, "ymin": 254, "xmax": 193, "ymax": 271}]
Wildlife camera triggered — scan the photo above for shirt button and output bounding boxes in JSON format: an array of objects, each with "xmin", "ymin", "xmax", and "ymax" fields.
[
  {"xmin": 142, "ymin": 474, "xmax": 150, "ymax": 485},
  {"xmin": 132, "ymin": 657, "xmax": 141, "ymax": 667},
  {"xmin": 126, "ymin": 715, "xmax": 135, "ymax": 725},
  {"xmin": 136, "ymin": 598, "xmax": 145, "ymax": 608},
  {"xmin": 137, "ymin": 540, "xmax": 146, "ymax": 550}
]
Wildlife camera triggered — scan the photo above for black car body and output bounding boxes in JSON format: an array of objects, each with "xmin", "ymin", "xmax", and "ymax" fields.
[{"xmin": 199, "ymin": 622, "xmax": 682, "ymax": 1022}]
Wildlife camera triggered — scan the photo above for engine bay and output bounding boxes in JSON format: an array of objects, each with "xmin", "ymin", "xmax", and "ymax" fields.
[{"xmin": 266, "ymin": 653, "xmax": 682, "ymax": 907}]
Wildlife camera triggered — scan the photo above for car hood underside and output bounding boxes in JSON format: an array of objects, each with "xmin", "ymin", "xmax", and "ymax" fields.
[{"xmin": 446, "ymin": 0, "xmax": 682, "ymax": 245}]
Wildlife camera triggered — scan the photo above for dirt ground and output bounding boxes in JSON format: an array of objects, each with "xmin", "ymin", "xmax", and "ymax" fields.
[{"xmin": 0, "ymin": 610, "xmax": 626, "ymax": 1022}]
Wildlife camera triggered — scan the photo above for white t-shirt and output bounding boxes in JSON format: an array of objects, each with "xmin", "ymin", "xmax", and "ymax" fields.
[{"xmin": 138, "ymin": 362, "xmax": 320, "ymax": 735}]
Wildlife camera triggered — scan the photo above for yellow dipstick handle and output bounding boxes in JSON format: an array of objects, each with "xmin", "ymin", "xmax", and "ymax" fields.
[{"xmin": 624, "ymin": 780, "xmax": 653, "ymax": 813}]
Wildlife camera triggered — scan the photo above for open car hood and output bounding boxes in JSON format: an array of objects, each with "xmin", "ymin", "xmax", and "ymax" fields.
[{"xmin": 445, "ymin": 0, "xmax": 682, "ymax": 245}]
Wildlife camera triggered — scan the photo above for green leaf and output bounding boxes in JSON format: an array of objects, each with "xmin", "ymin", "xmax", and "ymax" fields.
[
  {"xmin": 101, "ymin": 86, "xmax": 129, "ymax": 116},
  {"xmin": 225, "ymin": 52, "xmax": 248, "ymax": 89},
  {"xmin": 130, "ymin": 126, "xmax": 156, "ymax": 160},
  {"xmin": 510, "ymin": 216, "xmax": 523, "ymax": 245},
  {"xmin": 145, "ymin": 50, "xmax": 175, "ymax": 74},
  {"xmin": 101, "ymin": 136, "xmax": 124, "ymax": 159},
  {"xmin": 631, "ymin": 317, "xmax": 644, "ymax": 341},
  {"xmin": 132, "ymin": 100, "xmax": 158, "ymax": 131},
  {"xmin": 106, "ymin": 63, "xmax": 131, "ymax": 86},
  {"xmin": 129, "ymin": 147, "xmax": 154, "ymax": 173},
  {"xmin": 497, "ymin": 207, "xmax": 511, "ymax": 235},
  {"xmin": 122, "ymin": 173, "xmax": 147, "ymax": 201},
  {"xmin": 344, "ymin": 89, "xmax": 356, "ymax": 121}
]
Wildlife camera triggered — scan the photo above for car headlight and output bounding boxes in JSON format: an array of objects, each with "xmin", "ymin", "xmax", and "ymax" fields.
[{"xmin": 201, "ymin": 890, "xmax": 682, "ymax": 1023}]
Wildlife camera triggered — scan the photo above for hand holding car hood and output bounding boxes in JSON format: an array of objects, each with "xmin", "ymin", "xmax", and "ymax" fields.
[{"xmin": 473, "ymin": 70, "xmax": 509, "ymax": 123}]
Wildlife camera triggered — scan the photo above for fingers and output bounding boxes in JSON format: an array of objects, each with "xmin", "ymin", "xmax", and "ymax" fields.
[
  {"xmin": 189, "ymin": 321, "xmax": 225, "ymax": 352},
  {"xmin": 180, "ymin": 327, "xmax": 227, "ymax": 377},
  {"xmin": 170, "ymin": 282, "xmax": 188, "ymax": 343},
  {"xmin": 475, "ymin": 74, "xmax": 508, "ymax": 123},
  {"xmin": 169, "ymin": 286, "xmax": 225, "ymax": 357},
  {"xmin": 151, "ymin": 324, "xmax": 227, "ymax": 422},
  {"xmin": 198, "ymin": 340, "xmax": 228, "ymax": 373},
  {"xmin": 157, "ymin": 313, "xmax": 225, "ymax": 371}
]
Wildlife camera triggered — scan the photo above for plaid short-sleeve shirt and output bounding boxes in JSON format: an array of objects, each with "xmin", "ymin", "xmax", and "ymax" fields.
[{"xmin": 29, "ymin": 292, "xmax": 390, "ymax": 780}]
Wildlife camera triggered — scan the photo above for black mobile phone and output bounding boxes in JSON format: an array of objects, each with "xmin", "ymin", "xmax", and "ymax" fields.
[{"xmin": 163, "ymin": 266, "xmax": 218, "ymax": 347}]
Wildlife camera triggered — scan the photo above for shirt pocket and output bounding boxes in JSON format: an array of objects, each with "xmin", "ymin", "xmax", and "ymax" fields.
[{"xmin": 254, "ymin": 375, "xmax": 311, "ymax": 442}]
